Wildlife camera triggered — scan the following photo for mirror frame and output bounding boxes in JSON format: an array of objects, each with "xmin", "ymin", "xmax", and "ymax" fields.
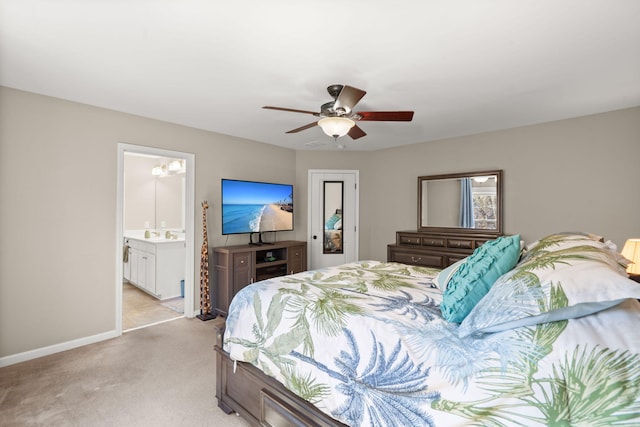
[{"xmin": 418, "ymin": 170, "xmax": 503, "ymax": 236}]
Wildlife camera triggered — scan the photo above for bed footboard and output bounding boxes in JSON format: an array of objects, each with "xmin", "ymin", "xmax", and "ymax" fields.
[{"xmin": 214, "ymin": 322, "xmax": 346, "ymax": 427}]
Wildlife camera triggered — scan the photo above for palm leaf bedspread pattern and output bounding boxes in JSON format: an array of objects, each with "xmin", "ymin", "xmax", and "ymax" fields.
[{"xmin": 223, "ymin": 261, "xmax": 640, "ymax": 426}]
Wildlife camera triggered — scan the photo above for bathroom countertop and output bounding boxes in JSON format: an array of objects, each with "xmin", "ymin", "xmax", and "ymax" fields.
[{"xmin": 125, "ymin": 230, "xmax": 185, "ymax": 243}]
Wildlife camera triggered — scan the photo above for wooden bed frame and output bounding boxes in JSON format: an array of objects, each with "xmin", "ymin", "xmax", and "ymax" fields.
[{"xmin": 214, "ymin": 322, "xmax": 347, "ymax": 426}]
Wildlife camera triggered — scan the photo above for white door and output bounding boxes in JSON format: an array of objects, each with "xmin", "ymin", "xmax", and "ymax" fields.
[{"xmin": 308, "ymin": 170, "xmax": 359, "ymax": 270}]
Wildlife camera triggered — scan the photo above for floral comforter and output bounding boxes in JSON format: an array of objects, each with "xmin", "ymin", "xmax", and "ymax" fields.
[{"xmin": 223, "ymin": 261, "xmax": 640, "ymax": 426}]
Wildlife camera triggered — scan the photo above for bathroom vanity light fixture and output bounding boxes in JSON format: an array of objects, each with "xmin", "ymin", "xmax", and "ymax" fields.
[
  {"xmin": 151, "ymin": 159, "xmax": 185, "ymax": 177},
  {"xmin": 151, "ymin": 165, "xmax": 166, "ymax": 176},
  {"xmin": 168, "ymin": 159, "xmax": 185, "ymax": 173}
]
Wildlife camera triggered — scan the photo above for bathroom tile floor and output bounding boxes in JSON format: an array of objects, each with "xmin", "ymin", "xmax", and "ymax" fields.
[{"xmin": 122, "ymin": 282, "xmax": 183, "ymax": 330}]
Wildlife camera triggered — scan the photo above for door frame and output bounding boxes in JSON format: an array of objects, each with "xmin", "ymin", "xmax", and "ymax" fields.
[
  {"xmin": 307, "ymin": 169, "xmax": 359, "ymax": 270},
  {"xmin": 115, "ymin": 143, "xmax": 196, "ymax": 335}
]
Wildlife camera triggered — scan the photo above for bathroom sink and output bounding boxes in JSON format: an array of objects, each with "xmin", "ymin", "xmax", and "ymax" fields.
[
  {"xmin": 125, "ymin": 234, "xmax": 184, "ymax": 243},
  {"xmin": 146, "ymin": 236, "xmax": 184, "ymax": 242}
]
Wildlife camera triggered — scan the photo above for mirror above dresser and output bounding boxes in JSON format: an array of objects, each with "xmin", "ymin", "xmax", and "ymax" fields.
[
  {"xmin": 388, "ymin": 170, "xmax": 503, "ymax": 268},
  {"xmin": 419, "ymin": 170, "xmax": 503, "ymax": 235}
]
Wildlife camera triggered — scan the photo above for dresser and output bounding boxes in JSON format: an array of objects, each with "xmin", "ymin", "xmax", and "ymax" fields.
[
  {"xmin": 212, "ymin": 240, "xmax": 307, "ymax": 317},
  {"xmin": 387, "ymin": 231, "xmax": 498, "ymax": 268}
]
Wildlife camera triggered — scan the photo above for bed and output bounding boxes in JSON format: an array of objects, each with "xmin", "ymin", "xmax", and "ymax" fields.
[{"xmin": 215, "ymin": 232, "xmax": 640, "ymax": 426}]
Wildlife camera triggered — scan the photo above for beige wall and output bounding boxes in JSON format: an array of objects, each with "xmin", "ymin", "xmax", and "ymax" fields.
[
  {"xmin": 296, "ymin": 108, "xmax": 640, "ymax": 263},
  {"xmin": 366, "ymin": 107, "xmax": 640, "ymax": 261},
  {"xmin": 2, "ymin": 85, "xmax": 639, "ymax": 362},
  {"xmin": 0, "ymin": 86, "xmax": 297, "ymax": 359}
]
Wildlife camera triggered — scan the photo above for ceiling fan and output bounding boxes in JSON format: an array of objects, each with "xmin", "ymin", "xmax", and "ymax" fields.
[{"xmin": 263, "ymin": 84, "xmax": 414, "ymax": 140}]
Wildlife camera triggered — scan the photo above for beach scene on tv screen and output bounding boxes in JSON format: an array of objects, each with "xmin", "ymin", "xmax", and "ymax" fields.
[{"xmin": 222, "ymin": 180, "xmax": 293, "ymax": 234}]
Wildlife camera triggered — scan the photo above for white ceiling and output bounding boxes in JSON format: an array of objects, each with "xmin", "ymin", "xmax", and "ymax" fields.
[{"xmin": 1, "ymin": 1, "xmax": 639, "ymax": 151}]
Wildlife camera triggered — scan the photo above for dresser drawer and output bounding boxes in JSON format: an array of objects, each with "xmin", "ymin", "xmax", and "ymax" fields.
[
  {"xmin": 261, "ymin": 390, "xmax": 313, "ymax": 427},
  {"xmin": 447, "ymin": 254, "xmax": 468, "ymax": 264},
  {"xmin": 389, "ymin": 249, "xmax": 443, "ymax": 268},
  {"xmin": 398, "ymin": 235, "xmax": 421, "ymax": 245},
  {"xmin": 422, "ymin": 237, "xmax": 445, "ymax": 247},
  {"xmin": 447, "ymin": 239, "xmax": 473, "ymax": 250}
]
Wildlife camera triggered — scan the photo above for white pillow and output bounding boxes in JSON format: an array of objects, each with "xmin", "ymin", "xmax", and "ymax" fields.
[
  {"xmin": 459, "ymin": 234, "xmax": 640, "ymax": 338},
  {"xmin": 433, "ymin": 258, "xmax": 466, "ymax": 290}
]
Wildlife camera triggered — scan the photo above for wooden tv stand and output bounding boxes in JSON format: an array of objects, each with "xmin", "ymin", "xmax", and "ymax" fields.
[{"xmin": 212, "ymin": 240, "xmax": 307, "ymax": 317}]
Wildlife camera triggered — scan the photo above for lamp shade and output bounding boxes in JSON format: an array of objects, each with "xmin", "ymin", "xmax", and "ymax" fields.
[
  {"xmin": 318, "ymin": 117, "xmax": 355, "ymax": 139},
  {"xmin": 621, "ymin": 238, "xmax": 640, "ymax": 275}
]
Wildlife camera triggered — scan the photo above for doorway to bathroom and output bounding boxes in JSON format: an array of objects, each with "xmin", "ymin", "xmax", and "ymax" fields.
[{"xmin": 116, "ymin": 143, "xmax": 195, "ymax": 334}]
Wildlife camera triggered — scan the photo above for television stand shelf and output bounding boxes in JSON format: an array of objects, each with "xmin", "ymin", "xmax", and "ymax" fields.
[{"xmin": 212, "ymin": 240, "xmax": 307, "ymax": 317}]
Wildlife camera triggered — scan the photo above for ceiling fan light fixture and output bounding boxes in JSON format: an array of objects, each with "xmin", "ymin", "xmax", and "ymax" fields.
[{"xmin": 318, "ymin": 117, "xmax": 355, "ymax": 139}]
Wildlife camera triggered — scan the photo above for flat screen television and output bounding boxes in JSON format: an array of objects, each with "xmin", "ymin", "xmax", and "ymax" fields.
[{"xmin": 221, "ymin": 179, "xmax": 293, "ymax": 244}]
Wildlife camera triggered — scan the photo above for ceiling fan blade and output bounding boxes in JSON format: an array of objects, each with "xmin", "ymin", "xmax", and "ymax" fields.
[
  {"xmin": 348, "ymin": 124, "xmax": 367, "ymax": 140},
  {"xmin": 286, "ymin": 121, "xmax": 318, "ymax": 134},
  {"xmin": 334, "ymin": 85, "xmax": 367, "ymax": 112},
  {"xmin": 263, "ymin": 106, "xmax": 319, "ymax": 116},
  {"xmin": 356, "ymin": 111, "xmax": 414, "ymax": 121}
]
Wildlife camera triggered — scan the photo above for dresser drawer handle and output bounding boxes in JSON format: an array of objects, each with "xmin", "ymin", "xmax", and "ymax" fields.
[
  {"xmin": 411, "ymin": 256, "xmax": 422, "ymax": 263},
  {"xmin": 240, "ymin": 260, "xmax": 245, "ymax": 264}
]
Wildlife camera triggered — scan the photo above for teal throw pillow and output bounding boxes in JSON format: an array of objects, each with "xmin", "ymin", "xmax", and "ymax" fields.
[
  {"xmin": 440, "ymin": 234, "xmax": 521, "ymax": 323},
  {"xmin": 325, "ymin": 214, "xmax": 340, "ymax": 230}
]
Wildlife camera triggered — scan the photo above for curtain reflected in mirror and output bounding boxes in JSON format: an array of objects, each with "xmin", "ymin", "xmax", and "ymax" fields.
[
  {"xmin": 323, "ymin": 181, "xmax": 343, "ymax": 254},
  {"xmin": 459, "ymin": 178, "xmax": 474, "ymax": 228}
]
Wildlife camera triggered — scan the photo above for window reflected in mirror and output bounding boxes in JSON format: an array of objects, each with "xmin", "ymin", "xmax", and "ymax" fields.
[{"xmin": 464, "ymin": 176, "xmax": 498, "ymax": 229}]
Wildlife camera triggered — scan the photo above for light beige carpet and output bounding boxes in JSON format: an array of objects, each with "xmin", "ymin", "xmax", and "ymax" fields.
[{"xmin": 0, "ymin": 318, "xmax": 251, "ymax": 427}]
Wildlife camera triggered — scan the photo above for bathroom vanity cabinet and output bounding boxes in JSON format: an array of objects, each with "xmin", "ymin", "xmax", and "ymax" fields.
[{"xmin": 124, "ymin": 237, "xmax": 185, "ymax": 300}]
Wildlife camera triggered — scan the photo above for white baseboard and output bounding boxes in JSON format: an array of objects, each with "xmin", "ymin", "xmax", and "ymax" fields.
[
  {"xmin": 0, "ymin": 329, "xmax": 120, "ymax": 368},
  {"xmin": 1, "ymin": 308, "xmax": 199, "ymax": 368}
]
